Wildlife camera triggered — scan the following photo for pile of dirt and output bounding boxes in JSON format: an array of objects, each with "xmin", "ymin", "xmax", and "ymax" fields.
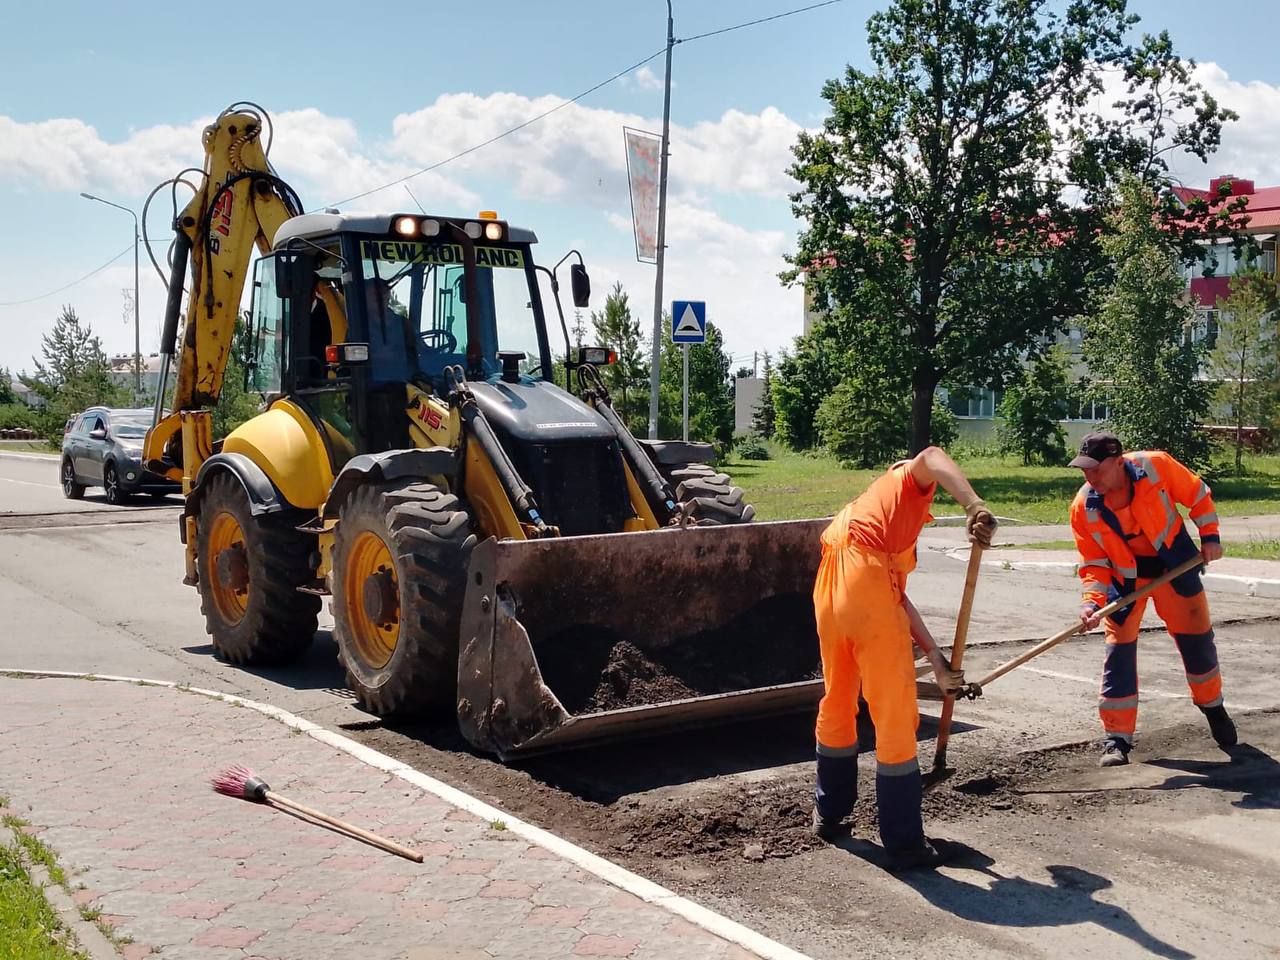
[
  {"xmin": 580, "ymin": 641, "xmax": 699, "ymax": 712},
  {"xmin": 535, "ymin": 594, "xmax": 822, "ymax": 715},
  {"xmin": 609, "ymin": 782, "xmax": 821, "ymax": 862}
]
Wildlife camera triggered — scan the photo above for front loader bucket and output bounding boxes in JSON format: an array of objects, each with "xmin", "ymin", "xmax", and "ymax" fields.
[{"xmin": 458, "ymin": 519, "xmax": 854, "ymax": 758}]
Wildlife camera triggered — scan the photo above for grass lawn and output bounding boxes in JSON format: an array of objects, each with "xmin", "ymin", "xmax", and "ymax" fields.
[
  {"xmin": 0, "ymin": 803, "xmax": 85, "ymax": 960},
  {"xmin": 724, "ymin": 445, "xmax": 1280, "ymax": 526},
  {"xmin": 0, "ymin": 440, "xmax": 57, "ymax": 455}
]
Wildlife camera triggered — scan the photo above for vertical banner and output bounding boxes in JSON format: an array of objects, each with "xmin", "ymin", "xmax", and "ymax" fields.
[{"xmin": 623, "ymin": 127, "xmax": 662, "ymax": 263}]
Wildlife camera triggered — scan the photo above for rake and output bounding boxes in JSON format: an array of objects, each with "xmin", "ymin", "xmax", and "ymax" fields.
[{"xmin": 211, "ymin": 765, "xmax": 424, "ymax": 863}]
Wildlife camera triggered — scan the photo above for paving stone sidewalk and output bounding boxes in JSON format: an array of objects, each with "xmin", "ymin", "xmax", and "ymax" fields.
[{"xmin": 0, "ymin": 676, "xmax": 769, "ymax": 960}]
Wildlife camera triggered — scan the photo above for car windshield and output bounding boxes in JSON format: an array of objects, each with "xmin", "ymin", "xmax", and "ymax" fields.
[
  {"xmin": 356, "ymin": 238, "xmax": 544, "ymax": 385},
  {"xmin": 112, "ymin": 421, "xmax": 149, "ymax": 438}
]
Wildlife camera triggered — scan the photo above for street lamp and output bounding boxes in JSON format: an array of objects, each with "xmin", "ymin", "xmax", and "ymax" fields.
[{"xmin": 80, "ymin": 192, "xmax": 141, "ymax": 400}]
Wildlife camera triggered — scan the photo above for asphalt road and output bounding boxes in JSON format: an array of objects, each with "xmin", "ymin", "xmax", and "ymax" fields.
[{"xmin": 1, "ymin": 451, "xmax": 1277, "ymax": 960}]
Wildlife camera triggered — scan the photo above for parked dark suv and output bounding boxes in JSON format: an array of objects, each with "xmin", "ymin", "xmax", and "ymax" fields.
[{"xmin": 60, "ymin": 407, "xmax": 179, "ymax": 504}]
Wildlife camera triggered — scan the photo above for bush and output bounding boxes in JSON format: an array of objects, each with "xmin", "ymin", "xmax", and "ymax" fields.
[
  {"xmin": 816, "ymin": 378, "xmax": 909, "ymax": 468},
  {"xmin": 0, "ymin": 403, "xmax": 38, "ymax": 432},
  {"xmin": 736, "ymin": 432, "xmax": 770, "ymax": 460}
]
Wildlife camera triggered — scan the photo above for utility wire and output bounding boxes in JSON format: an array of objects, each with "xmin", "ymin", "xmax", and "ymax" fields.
[
  {"xmin": 322, "ymin": 46, "xmax": 668, "ymax": 209},
  {"xmin": 678, "ymin": 0, "xmax": 846, "ymax": 44},
  {"xmin": 0, "ymin": 243, "xmax": 133, "ymax": 307},
  {"xmin": 23, "ymin": 2, "xmax": 846, "ymax": 299},
  {"xmin": 323, "ymin": 0, "xmax": 846, "ymax": 210}
]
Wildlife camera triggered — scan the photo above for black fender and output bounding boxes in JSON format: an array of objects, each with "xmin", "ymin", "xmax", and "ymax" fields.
[
  {"xmin": 321, "ymin": 447, "xmax": 458, "ymax": 521},
  {"xmin": 635, "ymin": 439, "xmax": 716, "ymax": 468},
  {"xmin": 181, "ymin": 452, "xmax": 288, "ymax": 543}
]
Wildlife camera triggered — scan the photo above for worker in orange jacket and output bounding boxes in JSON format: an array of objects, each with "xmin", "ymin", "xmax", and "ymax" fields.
[
  {"xmin": 812, "ymin": 446, "xmax": 996, "ymax": 870},
  {"xmin": 1068, "ymin": 432, "xmax": 1236, "ymax": 767}
]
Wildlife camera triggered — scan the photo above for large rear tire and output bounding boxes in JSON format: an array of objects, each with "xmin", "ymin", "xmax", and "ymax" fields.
[
  {"xmin": 331, "ymin": 481, "xmax": 475, "ymax": 717},
  {"xmin": 195, "ymin": 472, "xmax": 319, "ymax": 665},
  {"xmin": 661, "ymin": 461, "xmax": 756, "ymax": 525}
]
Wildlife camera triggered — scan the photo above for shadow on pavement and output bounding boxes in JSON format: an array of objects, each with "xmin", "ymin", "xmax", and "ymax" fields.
[
  {"xmin": 1145, "ymin": 742, "xmax": 1280, "ymax": 809},
  {"xmin": 888, "ymin": 842, "xmax": 1194, "ymax": 960},
  {"xmin": 183, "ymin": 630, "xmax": 349, "ymax": 694}
]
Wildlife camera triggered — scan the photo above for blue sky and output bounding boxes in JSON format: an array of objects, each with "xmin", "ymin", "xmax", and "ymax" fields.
[{"xmin": 3, "ymin": 0, "xmax": 1279, "ymax": 376}]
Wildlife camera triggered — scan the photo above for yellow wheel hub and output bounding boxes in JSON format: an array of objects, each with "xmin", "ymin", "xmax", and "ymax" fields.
[
  {"xmin": 345, "ymin": 530, "xmax": 400, "ymax": 669},
  {"xmin": 208, "ymin": 511, "xmax": 249, "ymax": 625}
]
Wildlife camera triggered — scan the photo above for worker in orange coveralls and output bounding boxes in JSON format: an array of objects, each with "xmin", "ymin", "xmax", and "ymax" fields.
[
  {"xmin": 811, "ymin": 446, "xmax": 996, "ymax": 871},
  {"xmin": 1069, "ymin": 432, "xmax": 1236, "ymax": 767}
]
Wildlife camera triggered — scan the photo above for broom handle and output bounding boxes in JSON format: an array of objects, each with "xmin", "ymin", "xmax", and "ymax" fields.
[
  {"xmin": 265, "ymin": 791, "xmax": 424, "ymax": 863},
  {"xmin": 976, "ymin": 555, "xmax": 1204, "ymax": 689},
  {"xmin": 931, "ymin": 543, "xmax": 984, "ymax": 771}
]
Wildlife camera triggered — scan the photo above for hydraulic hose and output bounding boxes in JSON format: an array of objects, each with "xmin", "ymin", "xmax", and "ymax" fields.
[{"xmin": 577, "ymin": 365, "xmax": 677, "ymax": 522}]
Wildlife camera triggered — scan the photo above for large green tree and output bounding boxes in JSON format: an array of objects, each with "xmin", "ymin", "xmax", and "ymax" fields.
[
  {"xmin": 997, "ymin": 345, "xmax": 1072, "ymax": 465},
  {"xmin": 784, "ymin": 0, "xmax": 1234, "ymax": 453},
  {"xmin": 212, "ymin": 311, "xmax": 264, "ymax": 439},
  {"xmin": 1207, "ymin": 271, "xmax": 1278, "ymax": 473},
  {"xmin": 752, "ymin": 352, "xmax": 776, "ymax": 439},
  {"xmin": 657, "ymin": 319, "xmax": 735, "ymax": 448},
  {"xmin": 1084, "ymin": 175, "xmax": 1211, "ymax": 468},
  {"xmin": 22, "ymin": 305, "xmax": 128, "ymax": 438},
  {"xmin": 590, "ymin": 282, "xmax": 648, "ymax": 435}
]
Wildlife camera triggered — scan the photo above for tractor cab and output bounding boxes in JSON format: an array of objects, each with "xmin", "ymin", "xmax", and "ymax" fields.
[{"xmin": 246, "ymin": 212, "xmax": 567, "ymax": 462}]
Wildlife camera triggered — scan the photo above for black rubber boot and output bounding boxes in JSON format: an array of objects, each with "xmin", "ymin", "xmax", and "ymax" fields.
[
  {"xmin": 1201, "ymin": 704, "xmax": 1238, "ymax": 748},
  {"xmin": 888, "ymin": 838, "xmax": 957, "ymax": 872},
  {"xmin": 810, "ymin": 807, "xmax": 847, "ymax": 842},
  {"xmin": 1099, "ymin": 737, "xmax": 1131, "ymax": 767}
]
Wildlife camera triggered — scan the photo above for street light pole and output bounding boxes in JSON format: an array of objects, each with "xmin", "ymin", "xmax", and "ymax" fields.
[
  {"xmin": 80, "ymin": 192, "xmax": 141, "ymax": 400},
  {"xmin": 647, "ymin": 0, "xmax": 675, "ymax": 439}
]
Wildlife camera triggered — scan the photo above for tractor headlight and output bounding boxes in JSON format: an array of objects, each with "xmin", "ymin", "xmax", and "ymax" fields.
[
  {"xmin": 484, "ymin": 221, "xmax": 504, "ymax": 241},
  {"xmin": 464, "ymin": 221, "xmax": 483, "ymax": 240},
  {"xmin": 394, "ymin": 216, "xmax": 418, "ymax": 237}
]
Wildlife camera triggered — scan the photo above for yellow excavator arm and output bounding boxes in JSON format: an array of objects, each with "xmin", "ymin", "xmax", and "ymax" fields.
[{"xmin": 144, "ymin": 104, "xmax": 304, "ymax": 486}]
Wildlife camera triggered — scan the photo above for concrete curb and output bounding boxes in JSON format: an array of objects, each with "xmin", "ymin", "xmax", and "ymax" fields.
[
  {"xmin": 954, "ymin": 552, "xmax": 1280, "ymax": 599},
  {"xmin": 2, "ymin": 820, "xmax": 121, "ymax": 960},
  {"xmin": 0, "ymin": 669, "xmax": 813, "ymax": 960},
  {"xmin": 0, "ymin": 451, "xmax": 58, "ymax": 462}
]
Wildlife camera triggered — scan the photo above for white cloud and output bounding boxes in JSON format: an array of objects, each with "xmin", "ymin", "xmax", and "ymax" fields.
[
  {"xmin": 0, "ymin": 94, "xmax": 810, "ymax": 370},
  {"xmin": 633, "ymin": 66, "xmax": 665, "ymax": 91}
]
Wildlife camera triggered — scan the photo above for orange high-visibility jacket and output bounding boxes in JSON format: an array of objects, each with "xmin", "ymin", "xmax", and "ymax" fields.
[{"xmin": 1069, "ymin": 450, "xmax": 1220, "ymax": 610}]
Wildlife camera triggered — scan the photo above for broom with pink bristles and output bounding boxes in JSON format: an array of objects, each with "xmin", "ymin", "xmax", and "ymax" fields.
[{"xmin": 211, "ymin": 765, "xmax": 423, "ymax": 863}]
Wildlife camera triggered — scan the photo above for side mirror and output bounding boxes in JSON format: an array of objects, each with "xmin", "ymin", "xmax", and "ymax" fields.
[
  {"xmin": 570, "ymin": 263, "xmax": 591, "ymax": 308},
  {"xmin": 274, "ymin": 250, "xmax": 316, "ymax": 299},
  {"xmin": 89, "ymin": 428, "xmax": 107, "ymax": 441}
]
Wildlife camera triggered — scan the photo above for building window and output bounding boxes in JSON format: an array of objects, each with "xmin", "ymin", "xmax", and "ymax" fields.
[
  {"xmin": 1186, "ymin": 309, "xmax": 1219, "ymax": 348},
  {"xmin": 944, "ymin": 386, "xmax": 1002, "ymax": 419},
  {"xmin": 1065, "ymin": 392, "xmax": 1110, "ymax": 422}
]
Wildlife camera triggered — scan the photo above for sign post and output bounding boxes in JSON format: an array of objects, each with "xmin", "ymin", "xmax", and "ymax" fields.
[{"xmin": 671, "ymin": 300, "xmax": 706, "ymax": 443}]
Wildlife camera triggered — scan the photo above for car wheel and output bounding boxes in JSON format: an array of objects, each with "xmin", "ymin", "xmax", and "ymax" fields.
[
  {"xmin": 61, "ymin": 459, "xmax": 85, "ymax": 500},
  {"xmin": 103, "ymin": 462, "xmax": 128, "ymax": 505}
]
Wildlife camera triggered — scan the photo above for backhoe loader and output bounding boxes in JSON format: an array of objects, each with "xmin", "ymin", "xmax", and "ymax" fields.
[{"xmin": 142, "ymin": 103, "xmax": 894, "ymax": 758}]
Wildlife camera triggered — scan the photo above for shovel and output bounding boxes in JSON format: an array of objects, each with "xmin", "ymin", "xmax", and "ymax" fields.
[
  {"xmin": 972, "ymin": 554, "xmax": 1205, "ymax": 692},
  {"xmin": 922, "ymin": 543, "xmax": 984, "ymax": 792}
]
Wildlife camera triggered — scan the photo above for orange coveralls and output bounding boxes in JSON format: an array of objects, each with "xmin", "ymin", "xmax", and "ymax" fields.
[
  {"xmin": 812, "ymin": 463, "xmax": 935, "ymax": 851},
  {"xmin": 1070, "ymin": 451, "xmax": 1223, "ymax": 743}
]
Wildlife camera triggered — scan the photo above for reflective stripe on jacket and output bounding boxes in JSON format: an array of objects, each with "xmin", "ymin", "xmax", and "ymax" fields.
[{"xmin": 1069, "ymin": 451, "xmax": 1220, "ymax": 619}]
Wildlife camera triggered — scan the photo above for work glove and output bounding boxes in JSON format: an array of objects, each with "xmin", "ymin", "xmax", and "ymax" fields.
[
  {"xmin": 930, "ymin": 651, "xmax": 966, "ymax": 696},
  {"xmin": 964, "ymin": 497, "xmax": 997, "ymax": 547}
]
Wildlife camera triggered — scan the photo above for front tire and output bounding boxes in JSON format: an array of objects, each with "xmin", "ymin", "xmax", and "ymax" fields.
[
  {"xmin": 103, "ymin": 462, "xmax": 128, "ymax": 505},
  {"xmin": 61, "ymin": 459, "xmax": 85, "ymax": 500},
  {"xmin": 195, "ymin": 472, "xmax": 319, "ymax": 665},
  {"xmin": 662, "ymin": 461, "xmax": 756, "ymax": 525},
  {"xmin": 331, "ymin": 481, "xmax": 475, "ymax": 717}
]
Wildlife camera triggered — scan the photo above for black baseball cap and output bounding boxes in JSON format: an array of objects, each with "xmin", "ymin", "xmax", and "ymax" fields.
[{"xmin": 1069, "ymin": 431, "xmax": 1123, "ymax": 469}]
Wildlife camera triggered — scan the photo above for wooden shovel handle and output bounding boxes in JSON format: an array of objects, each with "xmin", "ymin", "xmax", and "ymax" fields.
[
  {"xmin": 975, "ymin": 554, "xmax": 1204, "ymax": 689},
  {"xmin": 931, "ymin": 543, "xmax": 984, "ymax": 771},
  {"xmin": 266, "ymin": 791, "xmax": 424, "ymax": 863}
]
